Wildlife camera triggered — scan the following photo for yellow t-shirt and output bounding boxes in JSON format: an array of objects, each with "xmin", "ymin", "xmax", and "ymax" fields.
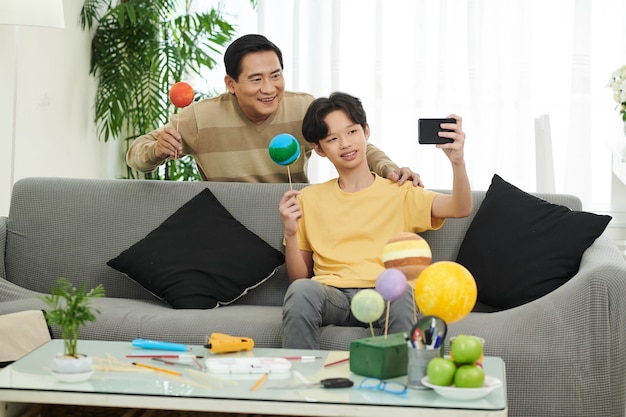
[{"xmin": 296, "ymin": 174, "xmax": 444, "ymax": 288}]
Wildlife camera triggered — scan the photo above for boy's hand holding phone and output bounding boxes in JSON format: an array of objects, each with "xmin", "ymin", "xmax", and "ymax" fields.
[{"xmin": 418, "ymin": 118, "xmax": 457, "ymax": 144}]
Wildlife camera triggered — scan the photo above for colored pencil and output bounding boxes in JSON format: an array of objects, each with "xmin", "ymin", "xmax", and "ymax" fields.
[
  {"xmin": 132, "ymin": 362, "xmax": 182, "ymax": 376},
  {"xmin": 251, "ymin": 373, "xmax": 268, "ymax": 391},
  {"xmin": 282, "ymin": 356, "xmax": 321, "ymax": 360},
  {"xmin": 126, "ymin": 355, "xmax": 203, "ymax": 358},
  {"xmin": 324, "ymin": 357, "xmax": 350, "ymax": 367}
]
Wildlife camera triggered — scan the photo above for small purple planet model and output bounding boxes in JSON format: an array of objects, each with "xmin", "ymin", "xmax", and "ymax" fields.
[
  {"xmin": 268, "ymin": 133, "xmax": 301, "ymax": 166},
  {"xmin": 376, "ymin": 268, "xmax": 408, "ymax": 301}
]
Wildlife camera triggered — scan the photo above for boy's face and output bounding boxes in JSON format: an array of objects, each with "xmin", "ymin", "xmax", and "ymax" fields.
[
  {"xmin": 313, "ymin": 110, "xmax": 370, "ymax": 169},
  {"xmin": 224, "ymin": 50, "xmax": 285, "ymax": 125}
]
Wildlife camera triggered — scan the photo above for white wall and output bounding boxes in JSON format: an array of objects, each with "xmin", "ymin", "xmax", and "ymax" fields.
[{"xmin": 0, "ymin": 0, "xmax": 121, "ymax": 217}]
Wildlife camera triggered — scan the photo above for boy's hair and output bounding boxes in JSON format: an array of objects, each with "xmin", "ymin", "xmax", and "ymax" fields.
[
  {"xmin": 302, "ymin": 92, "xmax": 368, "ymax": 144},
  {"xmin": 224, "ymin": 34, "xmax": 284, "ymax": 81}
]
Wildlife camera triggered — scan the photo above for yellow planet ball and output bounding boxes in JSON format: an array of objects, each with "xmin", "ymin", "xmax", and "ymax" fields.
[
  {"xmin": 414, "ymin": 261, "xmax": 477, "ymax": 323},
  {"xmin": 382, "ymin": 232, "xmax": 432, "ymax": 280}
]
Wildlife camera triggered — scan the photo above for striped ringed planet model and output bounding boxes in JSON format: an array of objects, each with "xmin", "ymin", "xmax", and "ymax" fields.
[{"xmin": 382, "ymin": 232, "xmax": 432, "ymax": 280}]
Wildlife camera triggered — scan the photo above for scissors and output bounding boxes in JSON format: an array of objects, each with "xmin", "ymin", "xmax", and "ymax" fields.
[
  {"xmin": 269, "ymin": 369, "xmax": 354, "ymax": 390},
  {"xmin": 411, "ymin": 327, "xmax": 425, "ymax": 348},
  {"xmin": 269, "ymin": 377, "xmax": 354, "ymax": 389},
  {"xmin": 410, "ymin": 315, "xmax": 447, "ymax": 349}
]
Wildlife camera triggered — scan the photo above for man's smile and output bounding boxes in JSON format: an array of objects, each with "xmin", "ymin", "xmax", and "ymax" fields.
[{"xmin": 258, "ymin": 96, "xmax": 276, "ymax": 104}]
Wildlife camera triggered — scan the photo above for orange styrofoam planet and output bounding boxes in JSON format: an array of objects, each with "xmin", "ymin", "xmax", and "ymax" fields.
[{"xmin": 169, "ymin": 81, "xmax": 194, "ymax": 107}]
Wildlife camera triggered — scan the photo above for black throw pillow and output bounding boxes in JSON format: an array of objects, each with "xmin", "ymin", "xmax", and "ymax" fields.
[
  {"xmin": 107, "ymin": 188, "xmax": 285, "ymax": 309},
  {"xmin": 456, "ymin": 174, "xmax": 611, "ymax": 311}
]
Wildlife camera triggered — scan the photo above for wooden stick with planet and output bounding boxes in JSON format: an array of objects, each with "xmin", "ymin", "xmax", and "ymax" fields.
[
  {"xmin": 268, "ymin": 133, "xmax": 301, "ymax": 190},
  {"xmin": 350, "ymin": 288, "xmax": 385, "ymax": 338}
]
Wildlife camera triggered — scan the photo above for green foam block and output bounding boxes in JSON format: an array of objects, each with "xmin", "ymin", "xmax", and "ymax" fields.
[{"xmin": 349, "ymin": 332, "xmax": 408, "ymax": 379}]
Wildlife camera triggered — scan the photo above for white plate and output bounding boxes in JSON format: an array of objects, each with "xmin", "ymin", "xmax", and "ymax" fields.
[
  {"xmin": 421, "ymin": 375, "xmax": 502, "ymax": 401},
  {"xmin": 51, "ymin": 370, "xmax": 94, "ymax": 383}
]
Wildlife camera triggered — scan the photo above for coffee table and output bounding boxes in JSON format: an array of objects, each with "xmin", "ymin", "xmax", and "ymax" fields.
[{"xmin": 0, "ymin": 340, "xmax": 507, "ymax": 417}]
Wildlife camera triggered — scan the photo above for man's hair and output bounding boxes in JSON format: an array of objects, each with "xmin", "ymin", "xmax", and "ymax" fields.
[
  {"xmin": 302, "ymin": 92, "xmax": 367, "ymax": 144},
  {"xmin": 224, "ymin": 34, "xmax": 284, "ymax": 81}
]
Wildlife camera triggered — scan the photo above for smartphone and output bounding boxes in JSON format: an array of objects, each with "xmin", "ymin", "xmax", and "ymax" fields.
[{"xmin": 418, "ymin": 118, "xmax": 456, "ymax": 144}]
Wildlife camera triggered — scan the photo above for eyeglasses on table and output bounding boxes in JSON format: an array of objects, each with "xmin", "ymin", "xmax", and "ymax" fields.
[{"xmin": 356, "ymin": 377, "xmax": 408, "ymax": 396}]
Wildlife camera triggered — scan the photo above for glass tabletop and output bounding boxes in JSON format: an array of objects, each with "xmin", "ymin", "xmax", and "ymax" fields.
[{"xmin": 0, "ymin": 340, "xmax": 506, "ymax": 411}]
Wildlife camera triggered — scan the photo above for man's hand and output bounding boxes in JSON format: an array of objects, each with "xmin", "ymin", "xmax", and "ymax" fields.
[
  {"xmin": 387, "ymin": 167, "xmax": 424, "ymax": 188},
  {"xmin": 155, "ymin": 127, "xmax": 183, "ymax": 160}
]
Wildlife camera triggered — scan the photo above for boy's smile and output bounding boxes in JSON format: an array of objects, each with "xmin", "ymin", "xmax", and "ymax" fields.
[{"xmin": 340, "ymin": 148, "xmax": 358, "ymax": 161}]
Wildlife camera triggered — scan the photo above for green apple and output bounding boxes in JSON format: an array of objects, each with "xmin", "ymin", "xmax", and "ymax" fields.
[
  {"xmin": 454, "ymin": 364, "xmax": 485, "ymax": 388},
  {"xmin": 450, "ymin": 334, "xmax": 483, "ymax": 364},
  {"xmin": 426, "ymin": 357, "xmax": 457, "ymax": 386}
]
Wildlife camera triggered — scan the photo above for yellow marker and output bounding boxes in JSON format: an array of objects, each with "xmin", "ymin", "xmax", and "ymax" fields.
[
  {"xmin": 251, "ymin": 373, "xmax": 268, "ymax": 391},
  {"xmin": 132, "ymin": 362, "xmax": 182, "ymax": 377}
]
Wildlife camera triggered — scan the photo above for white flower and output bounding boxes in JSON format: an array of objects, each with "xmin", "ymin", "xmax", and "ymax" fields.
[{"xmin": 608, "ymin": 65, "xmax": 626, "ymax": 121}]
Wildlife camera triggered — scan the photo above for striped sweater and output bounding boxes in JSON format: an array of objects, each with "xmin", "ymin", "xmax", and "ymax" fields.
[{"xmin": 126, "ymin": 91, "xmax": 398, "ymax": 183}]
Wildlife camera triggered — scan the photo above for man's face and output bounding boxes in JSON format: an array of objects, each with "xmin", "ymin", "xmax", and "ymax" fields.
[{"xmin": 225, "ymin": 51, "xmax": 285, "ymax": 125}]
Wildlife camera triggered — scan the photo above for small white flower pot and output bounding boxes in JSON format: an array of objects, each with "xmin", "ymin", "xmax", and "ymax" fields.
[{"xmin": 50, "ymin": 354, "xmax": 93, "ymax": 383}]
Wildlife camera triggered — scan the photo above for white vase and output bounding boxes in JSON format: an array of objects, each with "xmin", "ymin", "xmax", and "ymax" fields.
[{"xmin": 50, "ymin": 353, "xmax": 93, "ymax": 383}]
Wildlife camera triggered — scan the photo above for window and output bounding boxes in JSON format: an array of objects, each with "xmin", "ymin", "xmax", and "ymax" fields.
[{"xmin": 196, "ymin": 0, "xmax": 626, "ymax": 210}]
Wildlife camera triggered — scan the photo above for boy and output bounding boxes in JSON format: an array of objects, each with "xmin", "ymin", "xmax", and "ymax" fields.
[{"xmin": 278, "ymin": 92, "xmax": 472, "ymax": 349}]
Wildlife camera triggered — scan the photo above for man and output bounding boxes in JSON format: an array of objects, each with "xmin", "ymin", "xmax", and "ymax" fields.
[{"xmin": 127, "ymin": 34, "xmax": 422, "ymax": 185}]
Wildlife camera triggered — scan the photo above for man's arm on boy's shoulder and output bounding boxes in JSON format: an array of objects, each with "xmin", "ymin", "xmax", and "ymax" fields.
[
  {"xmin": 365, "ymin": 144, "xmax": 423, "ymax": 187},
  {"xmin": 365, "ymin": 143, "xmax": 397, "ymax": 177}
]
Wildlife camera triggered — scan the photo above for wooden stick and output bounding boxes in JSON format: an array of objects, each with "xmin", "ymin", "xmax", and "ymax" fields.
[
  {"xmin": 174, "ymin": 115, "xmax": 179, "ymax": 160},
  {"xmin": 412, "ymin": 289, "xmax": 417, "ymax": 323},
  {"xmin": 287, "ymin": 165, "xmax": 293, "ymax": 190}
]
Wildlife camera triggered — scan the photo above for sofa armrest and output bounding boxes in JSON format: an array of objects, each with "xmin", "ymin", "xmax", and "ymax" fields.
[
  {"xmin": 449, "ymin": 236, "xmax": 626, "ymax": 417},
  {"xmin": 0, "ymin": 216, "xmax": 6, "ymax": 279}
]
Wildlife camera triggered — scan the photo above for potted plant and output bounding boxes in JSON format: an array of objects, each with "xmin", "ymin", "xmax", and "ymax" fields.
[{"xmin": 43, "ymin": 277, "xmax": 105, "ymax": 382}]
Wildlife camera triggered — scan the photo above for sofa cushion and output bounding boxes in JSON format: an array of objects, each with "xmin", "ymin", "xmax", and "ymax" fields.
[
  {"xmin": 107, "ymin": 188, "xmax": 285, "ymax": 309},
  {"xmin": 456, "ymin": 174, "xmax": 611, "ymax": 311}
]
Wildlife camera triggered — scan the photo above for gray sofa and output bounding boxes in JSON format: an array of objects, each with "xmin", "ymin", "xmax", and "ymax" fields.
[{"xmin": 1, "ymin": 177, "xmax": 625, "ymax": 417}]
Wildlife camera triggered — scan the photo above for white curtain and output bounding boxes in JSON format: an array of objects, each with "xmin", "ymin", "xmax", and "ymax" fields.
[{"xmin": 198, "ymin": 0, "xmax": 626, "ymax": 209}]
